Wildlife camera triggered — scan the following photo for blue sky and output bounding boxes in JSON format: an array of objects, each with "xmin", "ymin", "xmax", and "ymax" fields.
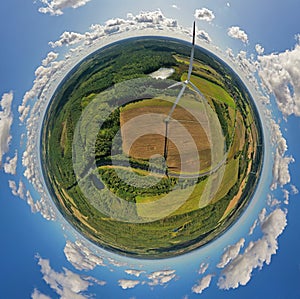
[{"xmin": 1, "ymin": 1, "xmax": 300, "ymax": 298}]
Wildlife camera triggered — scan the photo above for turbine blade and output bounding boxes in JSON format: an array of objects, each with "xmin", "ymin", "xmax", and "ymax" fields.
[
  {"xmin": 166, "ymin": 85, "xmax": 187, "ymax": 121},
  {"xmin": 187, "ymin": 21, "xmax": 196, "ymax": 81},
  {"xmin": 168, "ymin": 81, "xmax": 183, "ymax": 89},
  {"xmin": 189, "ymin": 81, "xmax": 207, "ymax": 103}
]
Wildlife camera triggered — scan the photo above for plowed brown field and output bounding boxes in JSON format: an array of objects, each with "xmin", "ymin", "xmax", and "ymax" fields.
[{"xmin": 120, "ymin": 99, "xmax": 212, "ymax": 174}]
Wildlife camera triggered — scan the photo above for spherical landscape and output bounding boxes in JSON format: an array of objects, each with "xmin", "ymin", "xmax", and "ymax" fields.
[{"xmin": 41, "ymin": 37, "xmax": 263, "ymax": 258}]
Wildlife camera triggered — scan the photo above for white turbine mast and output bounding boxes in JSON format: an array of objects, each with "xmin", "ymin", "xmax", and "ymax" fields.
[{"xmin": 163, "ymin": 21, "xmax": 206, "ymax": 172}]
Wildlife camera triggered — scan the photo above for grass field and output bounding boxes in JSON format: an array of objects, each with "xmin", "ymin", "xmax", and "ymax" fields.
[
  {"xmin": 182, "ymin": 73, "xmax": 236, "ymax": 108},
  {"xmin": 174, "ymin": 55, "xmax": 224, "ymax": 87}
]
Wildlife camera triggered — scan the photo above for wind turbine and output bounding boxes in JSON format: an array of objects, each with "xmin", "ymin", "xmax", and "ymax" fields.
[{"xmin": 163, "ymin": 21, "xmax": 206, "ymax": 176}]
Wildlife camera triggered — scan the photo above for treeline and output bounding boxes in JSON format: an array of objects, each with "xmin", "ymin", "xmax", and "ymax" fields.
[
  {"xmin": 98, "ymin": 168, "xmax": 178, "ymax": 202},
  {"xmin": 212, "ymin": 100, "xmax": 232, "ymax": 150},
  {"xmin": 94, "ymin": 108, "xmax": 122, "ymax": 159}
]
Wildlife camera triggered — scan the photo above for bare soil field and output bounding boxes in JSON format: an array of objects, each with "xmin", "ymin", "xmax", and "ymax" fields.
[{"xmin": 120, "ymin": 99, "xmax": 212, "ymax": 174}]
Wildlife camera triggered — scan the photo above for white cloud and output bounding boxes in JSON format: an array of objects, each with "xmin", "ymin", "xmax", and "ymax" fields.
[
  {"xmin": 198, "ymin": 262, "xmax": 209, "ymax": 275},
  {"xmin": 42, "ymin": 51, "xmax": 59, "ymax": 66},
  {"xmin": 8, "ymin": 179, "xmax": 56, "ymax": 220},
  {"xmin": 218, "ymin": 209, "xmax": 287, "ymax": 290},
  {"xmin": 258, "ymin": 43, "xmax": 300, "ymax": 116},
  {"xmin": 228, "ymin": 26, "xmax": 249, "ymax": 44},
  {"xmin": 291, "ymin": 184, "xmax": 299, "ymax": 195},
  {"xmin": 217, "ymin": 238, "xmax": 245, "ymax": 268},
  {"xmin": 107, "ymin": 257, "xmax": 127, "ymax": 268},
  {"xmin": 197, "ymin": 30, "xmax": 212, "ymax": 43},
  {"xmin": 31, "ymin": 289, "xmax": 51, "ymax": 299},
  {"xmin": 192, "ymin": 274, "xmax": 213, "ymax": 294},
  {"xmin": 267, "ymin": 194, "xmax": 281, "ymax": 207},
  {"xmin": 19, "ymin": 54, "xmax": 65, "ymax": 122},
  {"xmin": 272, "ymin": 143, "xmax": 294, "ymax": 189},
  {"xmin": 4, "ymin": 151, "xmax": 18, "ymax": 175},
  {"xmin": 64, "ymin": 240, "xmax": 105, "ymax": 271},
  {"xmin": 49, "ymin": 31, "xmax": 85, "ymax": 48},
  {"xmin": 118, "ymin": 279, "xmax": 140, "ymax": 289},
  {"xmin": 268, "ymin": 120, "xmax": 294, "ymax": 190},
  {"xmin": 249, "ymin": 219, "xmax": 258, "ymax": 235},
  {"xmin": 147, "ymin": 270, "xmax": 176, "ymax": 286},
  {"xmin": 37, "ymin": 0, "xmax": 91, "ymax": 16},
  {"xmin": 25, "ymin": 190, "xmax": 56, "ymax": 220},
  {"xmin": 255, "ymin": 44, "xmax": 264, "ymax": 55},
  {"xmin": 0, "ymin": 92, "xmax": 13, "ymax": 166},
  {"xmin": 194, "ymin": 8, "xmax": 215, "ymax": 22},
  {"xmin": 128, "ymin": 9, "xmax": 178, "ymax": 28},
  {"xmin": 36, "ymin": 255, "xmax": 101, "ymax": 299},
  {"xmin": 225, "ymin": 48, "xmax": 261, "ymax": 93},
  {"xmin": 171, "ymin": 4, "xmax": 179, "ymax": 10},
  {"xmin": 8, "ymin": 180, "xmax": 25, "ymax": 199},
  {"xmin": 125, "ymin": 269, "xmax": 145, "ymax": 278},
  {"xmin": 282, "ymin": 189, "xmax": 290, "ymax": 205}
]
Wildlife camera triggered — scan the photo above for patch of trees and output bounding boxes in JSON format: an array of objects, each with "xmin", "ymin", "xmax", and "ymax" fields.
[
  {"xmin": 212, "ymin": 100, "xmax": 231, "ymax": 150},
  {"xmin": 98, "ymin": 168, "xmax": 178, "ymax": 202}
]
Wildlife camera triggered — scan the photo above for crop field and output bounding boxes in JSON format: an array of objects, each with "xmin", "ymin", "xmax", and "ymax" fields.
[{"xmin": 120, "ymin": 97, "xmax": 217, "ymax": 174}]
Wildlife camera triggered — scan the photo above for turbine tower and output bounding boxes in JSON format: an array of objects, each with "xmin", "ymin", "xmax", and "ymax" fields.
[{"xmin": 163, "ymin": 21, "xmax": 206, "ymax": 176}]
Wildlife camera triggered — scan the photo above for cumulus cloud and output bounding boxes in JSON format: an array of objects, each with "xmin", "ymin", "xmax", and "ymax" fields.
[
  {"xmin": 8, "ymin": 180, "xmax": 25, "ymax": 199},
  {"xmin": 64, "ymin": 240, "xmax": 105, "ymax": 271},
  {"xmin": 291, "ymin": 184, "xmax": 299, "ymax": 195},
  {"xmin": 19, "ymin": 53, "xmax": 65, "ymax": 122},
  {"xmin": 255, "ymin": 44, "xmax": 264, "ymax": 55},
  {"xmin": 192, "ymin": 274, "xmax": 213, "ymax": 294},
  {"xmin": 49, "ymin": 31, "xmax": 85, "ymax": 48},
  {"xmin": 171, "ymin": 4, "xmax": 179, "ymax": 10},
  {"xmin": 107, "ymin": 257, "xmax": 127, "ymax": 268},
  {"xmin": 31, "ymin": 289, "xmax": 51, "ymax": 299},
  {"xmin": 282, "ymin": 189, "xmax": 290, "ymax": 205},
  {"xmin": 37, "ymin": 0, "xmax": 91, "ymax": 16},
  {"xmin": 218, "ymin": 209, "xmax": 287, "ymax": 290},
  {"xmin": 147, "ymin": 270, "xmax": 176, "ymax": 286},
  {"xmin": 128, "ymin": 9, "xmax": 178, "ymax": 28},
  {"xmin": 269, "ymin": 120, "xmax": 294, "ymax": 190},
  {"xmin": 0, "ymin": 92, "xmax": 13, "ymax": 166},
  {"xmin": 267, "ymin": 194, "xmax": 281, "ymax": 207},
  {"xmin": 249, "ymin": 219, "xmax": 258, "ymax": 235},
  {"xmin": 198, "ymin": 262, "xmax": 209, "ymax": 275},
  {"xmin": 36, "ymin": 255, "xmax": 102, "ymax": 299},
  {"xmin": 217, "ymin": 238, "xmax": 245, "ymax": 268},
  {"xmin": 42, "ymin": 51, "xmax": 59, "ymax": 66},
  {"xmin": 4, "ymin": 151, "xmax": 18, "ymax": 175},
  {"xmin": 197, "ymin": 30, "xmax": 212, "ymax": 43},
  {"xmin": 225, "ymin": 48, "xmax": 261, "ymax": 92},
  {"xmin": 8, "ymin": 179, "xmax": 55, "ymax": 220},
  {"xmin": 125, "ymin": 269, "xmax": 145, "ymax": 278},
  {"xmin": 25, "ymin": 189, "xmax": 56, "ymax": 220},
  {"xmin": 258, "ymin": 43, "xmax": 300, "ymax": 116},
  {"xmin": 228, "ymin": 26, "xmax": 249, "ymax": 44},
  {"xmin": 194, "ymin": 8, "xmax": 215, "ymax": 22},
  {"xmin": 118, "ymin": 279, "xmax": 140, "ymax": 290},
  {"xmin": 272, "ymin": 152, "xmax": 294, "ymax": 189}
]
